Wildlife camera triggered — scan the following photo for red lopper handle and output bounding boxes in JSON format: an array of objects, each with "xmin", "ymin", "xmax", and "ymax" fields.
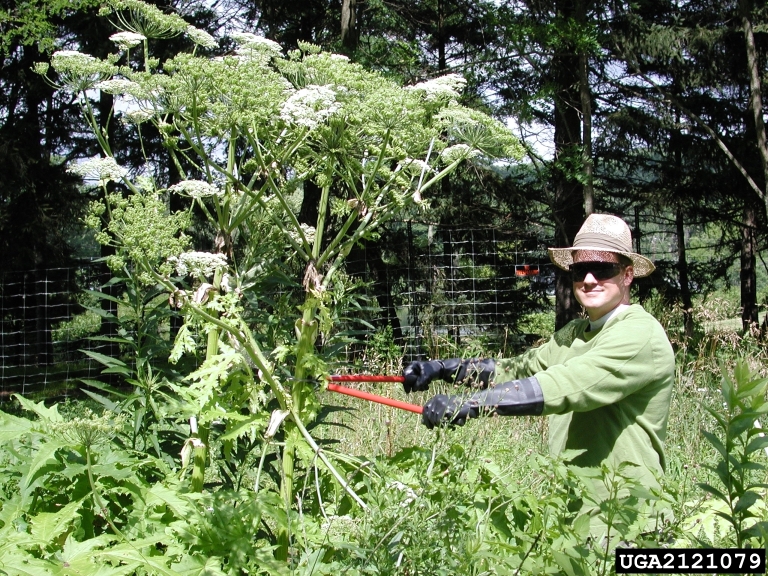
[{"xmin": 326, "ymin": 383, "xmax": 423, "ymax": 414}]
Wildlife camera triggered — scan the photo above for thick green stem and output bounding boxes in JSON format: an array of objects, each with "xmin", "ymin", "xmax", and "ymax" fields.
[{"xmin": 189, "ymin": 268, "xmax": 223, "ymax": 492}]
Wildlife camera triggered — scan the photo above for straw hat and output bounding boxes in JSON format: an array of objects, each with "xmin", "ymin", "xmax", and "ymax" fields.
[{"xmin": 547, "ymin": 214, "xmax": 655, "ymax": 278}]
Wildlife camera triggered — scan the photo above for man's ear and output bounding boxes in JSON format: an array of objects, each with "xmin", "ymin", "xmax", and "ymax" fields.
[{"xmin": 624, "ymin": 265, "xmax": 635, "ymax": 286}]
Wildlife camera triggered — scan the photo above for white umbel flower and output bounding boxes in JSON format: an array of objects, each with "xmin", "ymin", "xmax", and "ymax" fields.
[
  {"xmin": 169, "ymin": 251, "xmax": 228, "ymax": 279},
  {"xmin": 122, "ymin": 109, "xmax": 155, "ymax": 125},
  {"xmin": 186, "ymin": 25, "xmax": 217, "ymax": 49},
  {"xmin": 440, "ymin": 144, "xmax": 480, "ymax": 163},
  {"xmin": 397, "ymin": 158, "xmax": 432, "ymax": 176},
  {"xmin": 109, "ymin": 31, "xmax": 146, "ymax": 49},
  {"xmin": 280, "ymin": 85, "xmax": 341, "ymax": 129},
  {"xmin": 408, "ymin": 73, "xmax": 467, "ymax": 100},
  {"xmin": 68, "ymin": 156, "xmax": 128, "ymax": 185},
  {"xmin": 169, "ymin": 180, "xmax": 223, "ymax": 199},
  {"xmin": 95, "ymin": 79, "xmax": 144, "ymax": 97},
  {"xmin": 231, "ymin": 33, "xmax": 282, "ymax": 54}
]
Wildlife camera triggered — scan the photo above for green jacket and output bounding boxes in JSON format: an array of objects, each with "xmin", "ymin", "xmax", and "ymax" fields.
[{"xmin": 495, "ymin": 304, "xmax": 675, "ymax": 481}]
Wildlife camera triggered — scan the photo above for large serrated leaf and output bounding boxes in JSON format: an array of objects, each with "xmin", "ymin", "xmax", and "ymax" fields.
[
  {"xmin": 13, "ymin": 394, "xmax": 63, "ymax": 422},
  {"xmin": 0, "ymin": 410, "xmax": 34, "ymax": 442},
  {"xmin": 143, "ymin": 483, "xmax": 193, "ymax": 518},
  {"xmin": 219, "ymin": 414, "xmax": 269, "ymax": 442},
  {"xmin": 0, "ymin": 550, "xmax": 57, "ymax": 575},
  {"xmin": 28, "ymin": 499, "xmax": 83, "ymax": 544},
  {"xmin": 170, "ymin": 554, "xmax": 227, "ymax": 576},
  {"xmin": 23, "ymin": 439, "xmax": 68, "ymax": 492}
]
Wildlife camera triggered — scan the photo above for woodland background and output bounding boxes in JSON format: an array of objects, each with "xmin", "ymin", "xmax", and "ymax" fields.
[{"xmin": 4, "ymin": 0, "xmax": 768, "ymax": 334}]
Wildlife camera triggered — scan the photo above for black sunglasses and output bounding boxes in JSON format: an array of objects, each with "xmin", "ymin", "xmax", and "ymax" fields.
[{"xmin": 569, "ymin": 262, "xmax": 624, "ymax": 282}]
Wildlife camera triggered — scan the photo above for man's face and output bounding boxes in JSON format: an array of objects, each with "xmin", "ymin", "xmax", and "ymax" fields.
[{"xmin": 570, "ymin": 250, "xmax": 634, "ymax": 321}]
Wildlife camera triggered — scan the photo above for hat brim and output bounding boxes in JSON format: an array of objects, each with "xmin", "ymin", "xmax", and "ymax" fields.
[{"xmin": 548, "ymin": 246, "xmax": 655, "ymax": 278}]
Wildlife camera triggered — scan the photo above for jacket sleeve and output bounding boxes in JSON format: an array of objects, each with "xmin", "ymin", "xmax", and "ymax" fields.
[{"xmin": 494, "ymin": 320, "xmax": 588, "ymax": 383}]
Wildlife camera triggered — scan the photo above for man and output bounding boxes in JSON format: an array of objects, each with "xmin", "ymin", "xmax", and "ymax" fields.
[{"xmin": 403, "ymin": 214, "xmax": 675, "ymax": 488}]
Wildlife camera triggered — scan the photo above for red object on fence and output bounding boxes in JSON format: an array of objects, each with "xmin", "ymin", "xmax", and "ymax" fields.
[
  {"xmin": 326, "ymin": 374, "xmax": 422, "ymax": 414},
  {"xmin": 515, "ymin": 264, "xmax": 540, "ymax": 276}
]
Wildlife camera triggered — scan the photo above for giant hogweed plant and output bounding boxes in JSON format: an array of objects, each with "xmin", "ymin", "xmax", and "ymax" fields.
[{"xmin": 38, "ymin": 0, "xmax": 523, "ymax": 558}]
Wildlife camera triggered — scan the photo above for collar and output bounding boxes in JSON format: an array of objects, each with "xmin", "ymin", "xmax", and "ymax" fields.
[{"xmin": 588, "ymin": 304, "xmax": 630, "ymax": 332}]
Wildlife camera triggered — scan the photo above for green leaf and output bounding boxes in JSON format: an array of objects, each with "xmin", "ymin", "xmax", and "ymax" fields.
[
  {"xmin": 28, "ymin": 500, "xmax": 83, "ymax": 545},
  {"xmin": 737, "ymin": 377, "xmax": 768, "ymax": 400},
  {"xmin": 57, "ymin": 534, "xmax": 139, "ymax": 576},
  {"xmin": 701, "ymin": 430, "xmax": 727, "ymax": 460},
  {"xmin": 0, "ymin": 550, "xmax": 57, "ymax": 575},
  {"xmin": 720, "ymin": 366, "xmax": 735, "ymax": 409},
  {"xmin": 697, "ymin": 482, "xmax": 728, "ymax": 504},
  {"xmin": 83, "ymin": 288, "xmax": 125, "ymax": 305},
  {"xmin": 80, "ymin": 389, "xmax": 119, "ymax": 412},
  {"xmin": 219, "ymin": 414, "xmax": 269, "ymax": 442},
  {"xmin": 745, "ymin": 435, "xmax": 768, "ymax": 455},
  {"xmin": 170, "ymin": 554, "xmax": 227, "ymax": 576},
  {"xmin": 80, "ymin": 350, "xmax": 130, "ymax": 372},
  {"xmin": 96, "ymin": 541, "xmax": 177, "ymax": 576},
  {"xmin": 143, "ymin": 483, "xmax": 193, "ymax": 518},
  {"xmin": 551, "ymin": 550, "xmax": 589, "ymax": 576},
  {"xmin": 13, "ymin": 394, "xmax": 63, "ymax": 422},
  {"xmin": 0, "ymin": 410, "xmax": 34, "ymax": 442},
  {"xmin": 23, "ymin": 439, "xmax": 68, "ymax": 492},
  {"xmin": 702, "ymin": 404, "xmax": 727, "ymax": 431},
  {"xmin": 730, "ymin": 414, "xmax": 758, "ymax": 438},
  {"xmin": 734, "ymin": 491, "xmax": 761, "ymax": 514}
]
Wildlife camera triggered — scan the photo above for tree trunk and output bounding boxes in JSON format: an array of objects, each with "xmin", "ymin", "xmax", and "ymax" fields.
[
  {"xmin": 675, "ymin": 207, "xmax": 694, "ymax": 338},
  {"xmin": 741, "ymin": 203, "xmax": 759, "ymax": 333},
  {"xmin": 577, "ymin": 0, "xmax": 594, "ymax": 215},
  {"xmin": 552, "ymin": 0, "xmax": 585, "ymax": 329},
  {"xmin": 739, "ymin": 0, "xmax": 768, "ymax": 219},
  {"xmin": 341, "ymin": 0, "xmax": 358, "ymax": 51}
]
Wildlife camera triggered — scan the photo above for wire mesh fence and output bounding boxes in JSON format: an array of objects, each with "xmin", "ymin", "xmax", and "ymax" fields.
[
  {"xmin": 0, "ymin": 223, "xmax": 569, "ymax": 399},
  {"xmin": 0, "ymin": 261, "xmax": 112, "ymax": 399}
]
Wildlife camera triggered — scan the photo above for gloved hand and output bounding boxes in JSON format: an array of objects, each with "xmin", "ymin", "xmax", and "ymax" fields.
[
  {"xmin": 403, "ymin": 360, "xmax": 444, "ymax": 393},
  {"xmin": 421, "ymin": 394, "xmax": 474, "ymax": 429},
  {"xmin": 421, "ymin": 376, "xmax": 544, "ymax": 429},
  {"xmin": 402, "ymin": 358, "xmax": 496, "ymax": 393}
]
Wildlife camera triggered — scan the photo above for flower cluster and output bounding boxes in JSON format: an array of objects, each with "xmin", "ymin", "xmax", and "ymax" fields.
[
  {"xmin": 122, "ymin": 108, "xmax": 155, "ymax": 125},
  {"xmin": 397, "ymin": 158, "xmax": 432, "ymax": 176},
  {"xmin": 109, "ymin": 31, "xmax": 146, "ymax": 49},
  {"xmin": 408, "ymin": 73, "xmax": 467, "ymax": 101},
  {"xmin": 103, "ymin": 0, "xmax": 189, "ymax": 39},
  {"xmin": 440, "ymin": 143, "xmax": 481, "ymax": 163},
  {"xmin": 169, "ymin": 251, "xmax": 228, "ymax": 279},
  {"xmin": 169, "ymin": 180, "xmax": 223, "ymax": 199},
  {"xmin": 280, "ymin": 85, "xmax": 341, "ymax": 129},
  {"xmin": 186, "ymin": 25, "xmax": 217, "ymax": 49},
  {"xmin": 68, "ymin": 156, "xmax": 128, "ymax": 185},
  {"xmin": 50, "ymin": 50, "xmax": 118, "ymax": 92},
  {"xmin": 231, "ymin": 33, "xmax": 282, "ymax": 55},
  {"xmin": 95, "ymin": 78, "xmax": 145, "ymax": 97},
  {"xmin": 51, "ymin": 409, "xmax": 126, "ymax": 449},
  {"xmin": 288, "ymin": 223, "xmax": 316, "ymax": 247}
]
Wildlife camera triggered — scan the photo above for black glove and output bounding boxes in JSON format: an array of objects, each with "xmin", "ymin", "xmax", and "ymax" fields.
[
  {"xmin": 403, "ymin": 360, "xmax": 444, "ymax": 393},
  {"xmin": 422, "ymin": 394, "xmax": 472, "ymax": 429},
  {"xmin": 403, "ymin": 358, "xmax": 496, "ymax": 393},
  {"xmin": 421, "ymin": 376, "xmax": 544, "ymax": 429}
]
